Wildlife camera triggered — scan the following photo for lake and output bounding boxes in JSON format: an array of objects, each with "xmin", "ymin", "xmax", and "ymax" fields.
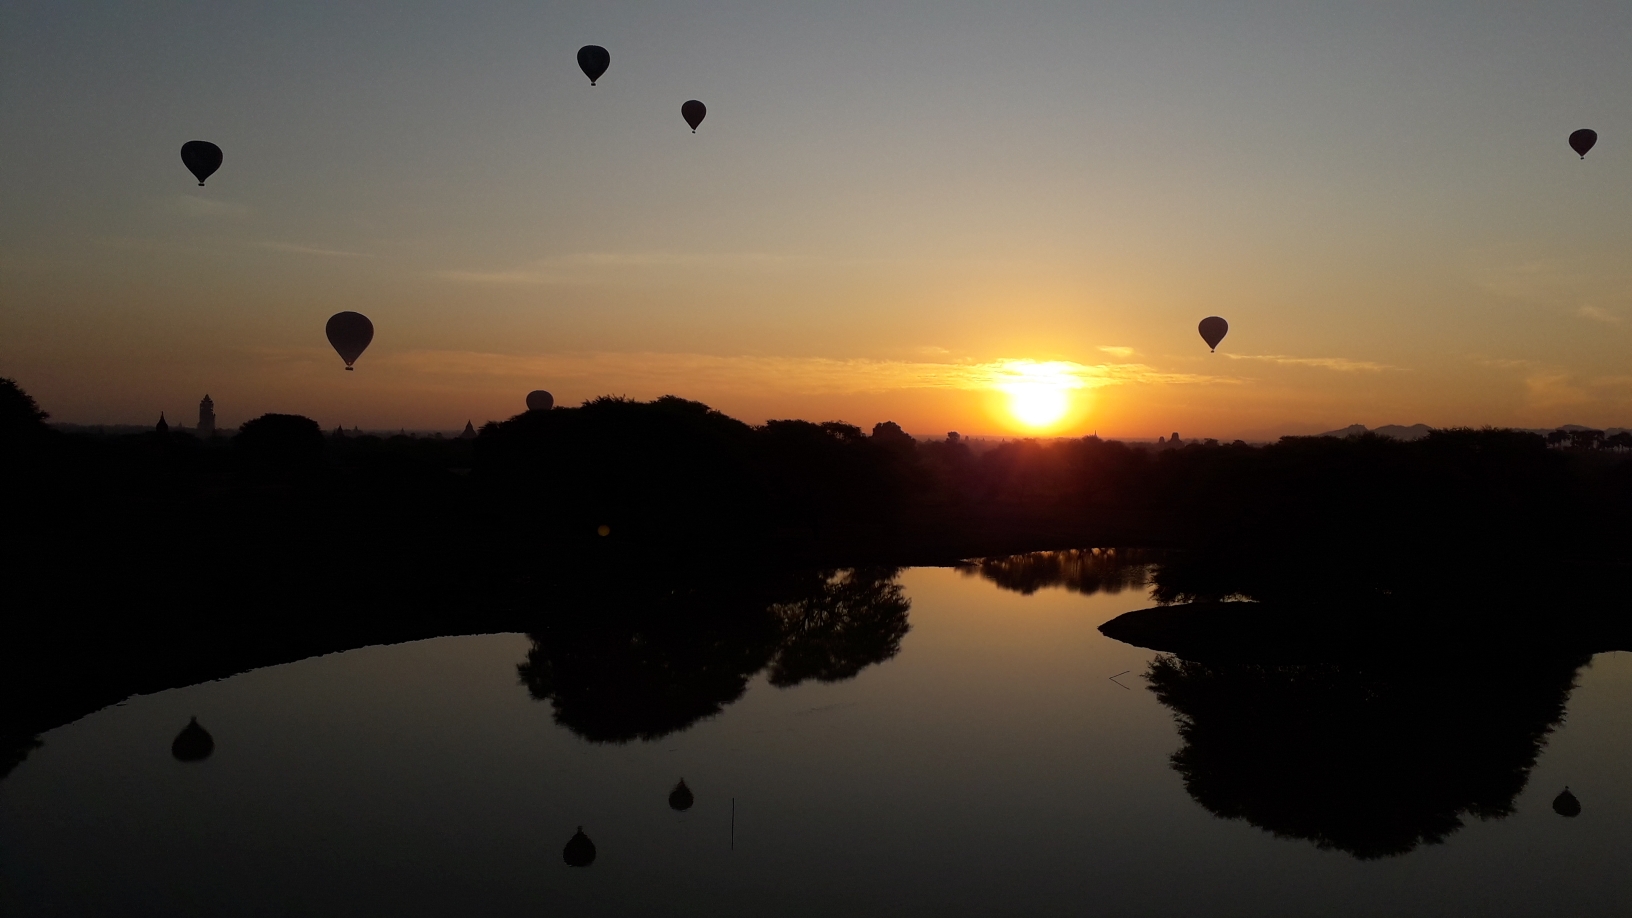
[{"xmin": 3, "ymin": 559, "xmax": 1629, "ymax": 916}]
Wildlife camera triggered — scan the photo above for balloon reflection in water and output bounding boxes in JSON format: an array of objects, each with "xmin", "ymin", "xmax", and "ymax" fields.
[
  {"xmin": 669, "ymin": 779, "xmax": 694, "ymax": 811},
  {"xmin": 562, "ymin": 827, "xmax": 597, "ymax": 866},
  {"xmin": 1552, "ymin": 787, "xmax": 1581, "ymax": 817},
  {"xmin": 170, "ymin": 717, "xmax": 214, "ymax": 762}
]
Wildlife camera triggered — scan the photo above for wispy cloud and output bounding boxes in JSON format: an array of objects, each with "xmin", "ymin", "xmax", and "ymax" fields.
[
  {"xmin": 167, "ymin": 195, "xmax": 249, "ymax": 218},
  {"xmin": 435, "ymin": 251, "xmax": 810, "ymax": 285},
  {"xmin": 1469, "ymin": 357, "xmax": 1632, "ymax": 411},
  {"xmin": 1224, "ymin": 354, "xmax": 1393, "ymax": 372},
  {"xmin": 1577, "ymin": 305, "xmax": 1622, "ymax": 324},
  {"xmin": 256, "ymin": 241, "xmax": 378, "ymax": 259},
  {"xmin": 373, "ymin": 351, "xmax": 1235, "ymax": 396},
  {"xmin": 1098, "ymin": 346, "xmax": 1135, "ymax": 358},
  {"xmin": 1524, "ymin": 373, "xmax": 1590, "ymax": 408}
]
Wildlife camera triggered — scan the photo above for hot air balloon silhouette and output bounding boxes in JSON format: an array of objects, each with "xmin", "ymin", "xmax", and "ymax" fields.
[
  {"xmin": 180, "ymin": 141, "xmax": 223, "ymax": 186},
  {"xmin": 578, "ymin": 45, "xmax": 610, "ymax": 85},
  {"xmin": 171, "ymin": 717, "xmax": 214, "ymax": 762},
  {"xmin": 1569, "ymin": 129, "xmax": 1597, "ymax": 159},
  {"xmin": 325, "ymin": 312, "xmax": 374, "ymax": 371},
  {"xmin": 526, "ymin": 390, "xmax": 554, "ymax": 411},
  {"xmin": 668, "ymin": 779, "xmax": 694, "ymax": 811},
  {"xmin": 1552, "ymin": 787, "xmax": 1581, "ymax": 817},
  {"xmin": 563, "ymin": 827, "xmax": 597, "ymax": 866},
  {"xmin": 681, "ymin": 100, "xmax": 707, "ymax": 133},
  {"xmin": 1198, "ymin": 316, "xmax": 1229, "ymax": 352}
]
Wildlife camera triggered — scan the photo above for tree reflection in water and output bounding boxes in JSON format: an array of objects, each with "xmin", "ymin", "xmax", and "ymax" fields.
[
  {"xmin": 517, "ymin": 568, "xmax": 910, "ymax": 743},
  {"xmin": 767, "ymin": 569, "xmax": 911, "ymax": 686},
  {"xmin": 962, "ymin": 548, "xmax": 1157, "ymax": 597},
  {"xmin": 1145, "ymin": 653, "xmax": 1587, "ymax": 859}
]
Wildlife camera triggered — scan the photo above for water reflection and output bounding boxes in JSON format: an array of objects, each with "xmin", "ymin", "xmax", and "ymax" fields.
[
  {"xmin": 562, "ymin": 827, "xmax": 596, "ymax": 867},
  {"xmin": 518, "ymin": 567, "xmax": 910, "ymax": 743},
  {"xmin": 669, "ymin": 779, "xmax": 694, "ymax": 811},
  {"xmin": 170, "ymin": 717, "xmax": 214, "ymax": 762},
  {"xmin": 1145, "ymin": 654, "xmax": 1587, "ymax": 859},
  {"xmin": 961, "ymin": 548, "xmax": 1156, "ymax": 597}
]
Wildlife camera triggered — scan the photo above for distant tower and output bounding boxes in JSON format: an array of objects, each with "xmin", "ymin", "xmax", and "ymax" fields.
[
  {"xmin": 198, "ymin": 395, "xmax": 216, "ymax": 436},
  {"xmin": 460, "ymin": 421, "xmax": 477, "ymax": 440},
  {"xmin": 155, "ymin": 412, "xmax": 169, "ymax": 434}
]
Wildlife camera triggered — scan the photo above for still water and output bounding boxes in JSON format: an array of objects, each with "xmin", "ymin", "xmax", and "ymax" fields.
[{"xmin": 3, "ymin": 563, "xmax": 1630, "ymax": 916}]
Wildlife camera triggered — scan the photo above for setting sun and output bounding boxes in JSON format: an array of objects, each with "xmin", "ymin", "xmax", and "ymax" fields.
[
  {"xmin": 992, "ymin": 361, "xmax": 1086, "ymax": 430},
  {"xmin": 1008, "ymin": 386, "xmax": 1069, "ymax": 427}
]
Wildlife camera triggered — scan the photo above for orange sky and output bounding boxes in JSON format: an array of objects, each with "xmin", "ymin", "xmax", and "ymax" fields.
[{"xmin": 4, "ymin": 2, "xmax": 1631, "ymax": 437}]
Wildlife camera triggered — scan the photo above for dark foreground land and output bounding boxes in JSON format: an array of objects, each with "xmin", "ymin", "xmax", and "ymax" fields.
[{"xmin": 4, "ymin": 378, "xmax": 1632, "ymax": 780}]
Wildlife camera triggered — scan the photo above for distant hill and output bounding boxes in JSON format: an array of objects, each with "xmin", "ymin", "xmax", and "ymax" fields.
[
  {"xmin": 1318, "ymin": 424, "xmax": 1434, "ymax": 441},
  {"xmin": 1320, "ymin": 423, "xmax": 1628, "ymax": 440}
]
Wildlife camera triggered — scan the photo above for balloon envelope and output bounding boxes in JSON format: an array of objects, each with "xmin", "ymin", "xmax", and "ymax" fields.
[
  {"xmin": 682, "ymin": 100, "xmax": 707, "ymax": 132},
  {"xmin": 1198, "ymin": 316, "xmax": 1229, "ymax": 352},
  {"xmin": 526, "ymin": 390, "xmax": 554, "ymax": 411},
  {"xmin": 577, "ymin": 45, "xmax": 610, "ymax": 85},
  {"xmin": 325, "ymin": 312, "xmax": 374, "ymax": 370},
  {"xmin": 180, "ymin": 141, "xmax": 223, "ymax": 186},
  {"xmin": 1569, "ymin": 129, "xmax": 1597, "ymax": 159},
  {"xmin": 1553, "ymin": 787, "xmax": 1581, "ymax": 817}
]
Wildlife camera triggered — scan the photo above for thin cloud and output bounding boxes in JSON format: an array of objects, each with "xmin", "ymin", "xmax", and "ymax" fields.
[
  {"xmin": 168, "ymin": 195, "xmax": 249, "ymax": 218},
  {"xmin": 1224, "ymin": 354, "xmax": 1393, "ymax": 372},
  {"xmin": 1577, "ymin": 305, "xmax": 1622, "ymax": 324},
  {"xmin": 379, "ymin": 351, "xmax": 1235, "ymax": 396},
  {"xmin": 257, "ymin": 242, "xmax": 377, "ymax": 259},
  {"xmin": 1098, "ymin": 346, "xmax": 1135, "ymax": 358},
  {"xmin": 435, "ymin": 251, "xmax": 811, "ymax": 285}
]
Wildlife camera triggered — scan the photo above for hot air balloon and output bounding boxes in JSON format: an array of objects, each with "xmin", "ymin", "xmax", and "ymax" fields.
[
  {"xmin": 526, "ymin": 390, "xmax": 554, "ymax": 411},
  {"xmin": 1553, "ymin": 787, "xmax": 1581, "ymax": 817},
  {"xmin": 669, "ymin": 779, "xmax": 694, "ymax": 811},
  {"xmin": 578, "ymin": 45, "xmax": 610, "ymax": 85},
  {"xmin": 171, "ymin": 717, "xmax": 214, "ymax": 762},
  {"xmin": 681, "ymin": 100, "xmax": 707, "ymax": 133},
  {"xmin": 180, "ymin": 141, "xmax": 223, "ymax": 186},
  {"xmin": 563, "ymin": 827, "xmax": 597, "ymax": 866},
  {"xmin": 1569, "ymin": 129, "xmax": 1597, "ymax": 159},
  {"xmin": 1198, "ymin": 316, "xmax": 1229, "ymax": 352},
  {"xmin": 325, "ymin": 312, "xmax": 374, "ymax": 371}
]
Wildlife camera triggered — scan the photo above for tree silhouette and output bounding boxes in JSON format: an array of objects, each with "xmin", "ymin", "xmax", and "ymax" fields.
[
  {"xmin": 0, "ymin": 376, "xmax": 49, "ymax": 434},
  {"xmin": 236, "ymin": 413, "xmax": 325, "ymax": 466}
]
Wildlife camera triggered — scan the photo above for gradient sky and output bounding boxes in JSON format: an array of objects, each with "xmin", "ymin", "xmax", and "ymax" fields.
[{"xmin": 3, "ymin": 1, "xmax": 1630, "ymax": 437}]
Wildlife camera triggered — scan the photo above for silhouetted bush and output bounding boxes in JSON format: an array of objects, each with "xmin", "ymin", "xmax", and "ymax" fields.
[
  {"xmin": 235, "ymin": 413, "xmax": 325, "ymax": 468},
  {"xmin": 0, "ymin": 377, "xmax": 49, "ymax": 439}
]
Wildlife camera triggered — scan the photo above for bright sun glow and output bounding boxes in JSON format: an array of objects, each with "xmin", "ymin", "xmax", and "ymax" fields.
[
  {"xmin": 992, "ymin": 361, "xmax": 1086, "ymax": 429},
  {"xmin": 1008, "ymin": 385, "xmax": 1070, "ymax": 427}
]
